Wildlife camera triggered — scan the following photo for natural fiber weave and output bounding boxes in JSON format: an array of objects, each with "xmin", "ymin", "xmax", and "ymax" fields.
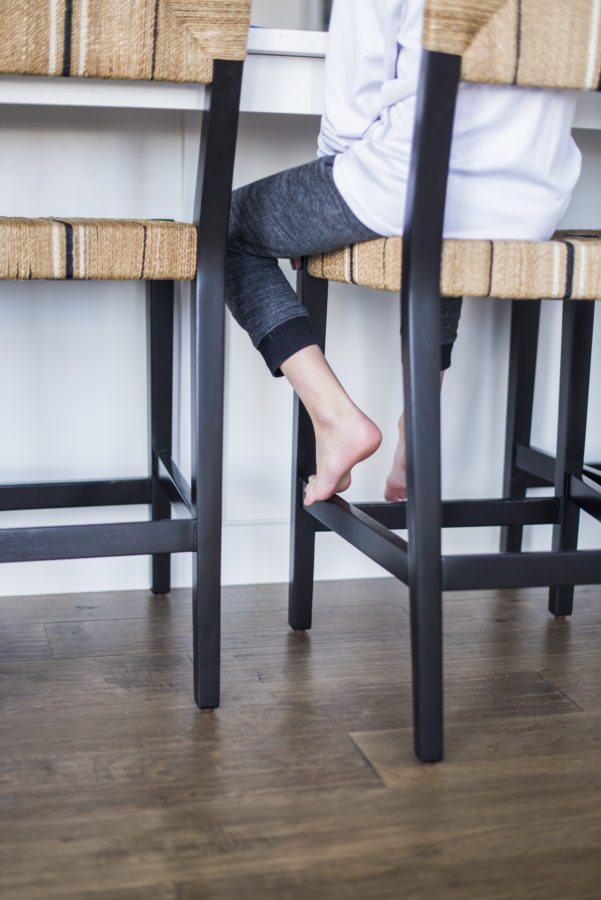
[
  {"xmin": 307, "ymin": 231, "xmax": 601, "ymax": 301},
  {"xmin": 0, "ymin": 0, "xmax": 251, "ymax": 84},
  {"xmin": 0, "ymin": 218, "xmax": 198, "ymax": 280},
  {"xmin": 423, "ymin": 0, "xmax": 601, "ymax": 91}
]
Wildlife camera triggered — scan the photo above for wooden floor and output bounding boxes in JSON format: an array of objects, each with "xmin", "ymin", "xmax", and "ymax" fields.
[{"xmin": 1, "ymin": 577, "xmax": 601, "ymax": 899}]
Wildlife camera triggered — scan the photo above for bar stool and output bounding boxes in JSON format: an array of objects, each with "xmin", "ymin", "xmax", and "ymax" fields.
[
  {"xmin": 289, "ymin": 0, "xmax": 601, "ymax": 762},
  {"xmin": 0, "ymin": 0, "xmax": 251, "ymax": 710}
]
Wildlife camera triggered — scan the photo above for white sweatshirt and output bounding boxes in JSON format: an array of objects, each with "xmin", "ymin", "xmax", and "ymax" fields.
[{"xmin": 318, "ymin": 0, "xmax": 582, "ymax": 240}]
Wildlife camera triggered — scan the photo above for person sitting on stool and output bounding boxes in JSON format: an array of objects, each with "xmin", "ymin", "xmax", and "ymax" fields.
[{"xmin": 226, "ymin": 0, "xmax": 581, "ymax": 506}]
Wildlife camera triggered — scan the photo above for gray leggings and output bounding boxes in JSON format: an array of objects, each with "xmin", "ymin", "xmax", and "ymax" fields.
[{"xmin": 226, "ymin": 155, "xmax": 462, "ymax": 375}]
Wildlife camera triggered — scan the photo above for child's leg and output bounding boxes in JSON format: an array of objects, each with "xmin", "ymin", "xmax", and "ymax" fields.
[
  {"xmin": 227, "ymin": 156, "xmax": 383, "ymax": 501},
  {"xmin": 226, "ymin": 157, "xmax": 462, "ymax": 503},
  {"xmin": 280, "ymin": 345, "xmax": 381, "ymax": 506},
  {"xmin": 226, "ymin": 156, "xmax": 379, "ymax": 375}
]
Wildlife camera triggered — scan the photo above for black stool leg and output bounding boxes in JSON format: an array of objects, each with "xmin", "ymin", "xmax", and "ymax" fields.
[
  {"xmin": 147, "ymin": 280, "xmax": 174, "ymax": 595},
  {"xmin": 191, "ymin": 272, "xmax": 225, "ymax": 709},
  {"xmin": 549, "ymin": 300, "xmax": 595, "ymax": 617},
  {"xmin": 188, "ymin": 59, "xmax": 244, "ymax": 710},
  {"xmin": 288, "ymin": 266, "xmax": 328, "ymax": 631},
  {"xmin": 402, "ymin": 283, "xmax": 444, "ymax": 763},
  {"xmin": 500, "ymin": 299, "xmax": 541, "ymax": 553},
  {"xmin": 399, "ymin": 51, "xmax": 461, "ymax": 763}
]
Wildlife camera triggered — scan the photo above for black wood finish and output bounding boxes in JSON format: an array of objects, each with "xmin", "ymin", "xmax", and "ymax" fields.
[
  {"xmin": 570, "ymin": 472, "xmax": 601, "ymax": 521},
  {"xmin": 0, "ymin": 519, "xmax": 194, "ymax": 563},
  {"xmin": 288, "ymin": 266, "xmax": 329, "ymax": 631},
  {"xmin": 305, "ymin": 488, "xmax": 409, "ymax": 583},
  {"xmin": 310, "ymin": 497, "xmax": 561, "ymax": 532},
  {"xmin": 148, "ymin": 280, "xmax": 175, "ymax": 594},
  {"xmin": 442, "ymin": 549, "xmax": 601, "ymax": 591},
  {"xmin": 514, "ymin": 444, "xmax": 555, "ymax": 487},
  {"xmin": 400, "ymin": 51, "xmax": 461, "ymax": 762},
  {"xmin": 501, "ymin": 300, "xmax": 541, "ymax": 551},
  {"xmin": 0, "ymin": 478, "xmax": 151, "ymax": 510},
  {"xmin": 549, "ymin": 300, "xmax": 596, "ymax": 616},
  {"xmin": 582, "ymin": 463, "xmax": 601, "ymax": 486},
  {"xmin": 157, "ymin": 451, "xmax": 192, "ymax": 514},
  {"xmin": 190, "ymin": 59, "xmax": 244, "ymax": 710},
  {"xmin": 304, "ymin": 495, "xmax": 601, "ymax": 591}
]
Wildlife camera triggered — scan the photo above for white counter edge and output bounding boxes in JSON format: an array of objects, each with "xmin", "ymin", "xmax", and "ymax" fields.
[{"xmin": 247, "ymin": 27, "xmax": 327, "ymax": 58}]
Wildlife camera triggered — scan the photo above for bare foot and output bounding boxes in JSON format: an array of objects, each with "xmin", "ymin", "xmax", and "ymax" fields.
[
  {"xmin": 385, "ymin": 413, "xmax": 406, "ymax": 501},
  {"xmin": 304, "ymin": 408, "xmax": 382, "ymax": 506},
  {"xmin": 280, "ymin": 345, "xmax": 382, "ymax": 507},
  {"xmin": 384, "ymin": 373, "xmax": 445, "ymax": 502}
]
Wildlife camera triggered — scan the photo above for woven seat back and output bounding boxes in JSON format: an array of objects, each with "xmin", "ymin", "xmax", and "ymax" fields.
[
  {"xmin": 424, "ymin": 0, "xmax": 601, "ymax": 91},
  {"xmin": 0, "ymin": 0, "xmax": 251, "ymax": 84}
]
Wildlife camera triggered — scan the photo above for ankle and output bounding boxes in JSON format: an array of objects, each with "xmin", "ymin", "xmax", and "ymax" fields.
[{"xmin": 310, "ymin": 391, "xmax": 359, "ymax": 431}]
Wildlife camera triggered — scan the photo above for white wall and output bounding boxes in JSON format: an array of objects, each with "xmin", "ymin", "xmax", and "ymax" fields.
[
  {"xmin": 1, "ymin": 98, "xmax": 601, "ymax": 596},
  {"xmin": 0, "ymin": 105, "xmax": 180, "ymax": 596}
]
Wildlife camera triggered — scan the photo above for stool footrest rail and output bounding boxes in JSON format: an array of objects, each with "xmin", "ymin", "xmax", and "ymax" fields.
[
  {"xmin": 303, "ymin": 484, "xmax": 601, "ymax": 591},
  {"xmin": 310, "ymin": 496, "xmax": 562, "ymax": 532},
  {"xmin": 0, "ymin": 478, "xmax": 152, "ymax": 511},
  {"xmin": 0, "ymin": 519, "xmax": 195, "ymax": 563}
]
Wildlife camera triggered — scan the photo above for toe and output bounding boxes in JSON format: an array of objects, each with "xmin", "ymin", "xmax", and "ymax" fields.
[{"xmin": 385, "ymin": 479, "xmax": 406, "ymax": 502}]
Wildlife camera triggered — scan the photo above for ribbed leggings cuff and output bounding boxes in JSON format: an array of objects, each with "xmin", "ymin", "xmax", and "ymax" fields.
[
  {"xmin": 258, "ymin": 322, "xmax": 454, "ymax": 376},
  {"xmin": 441, "ymin": 343, "xmax": 453, "ymax": 370},
  {"xmin": 257, "ymin": 316, "xmax": 318, "ymax": 377}
]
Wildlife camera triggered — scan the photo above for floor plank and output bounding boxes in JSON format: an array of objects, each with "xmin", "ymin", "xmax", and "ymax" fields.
[
  {"xmin": 0, "ymin": 622, "xmax": 52, "ymax": 661},
  {"xmin": 0, "ymin": 579, "xmax": 600, "ymax": 899}
]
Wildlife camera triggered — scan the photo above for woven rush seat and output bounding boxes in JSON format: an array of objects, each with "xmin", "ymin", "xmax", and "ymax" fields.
[
  {"xmin": 423, "ymin": 0, "xmax": 601, "ymax": 92},
  {"xmin": 308, "ymin": 230, "xmax": 601, "ymax": 301},
  {"xmin": 0, "ymin": 0, "xmax": 249, "ymax": 84},
  {"xmin": 0, "ymin": 217, "xmax": 197, "ymax": 280}
]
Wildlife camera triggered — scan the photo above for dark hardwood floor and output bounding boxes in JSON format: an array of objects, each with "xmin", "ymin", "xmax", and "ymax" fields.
[{"xmin": 1, "ymin": 577, "xmax": 600, "ymax": 899}]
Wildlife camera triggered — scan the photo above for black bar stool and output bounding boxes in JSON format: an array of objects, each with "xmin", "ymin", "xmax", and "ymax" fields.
[
  {"xmin": 0, "ymin": 0, "xmax": 252, "ymax": 711},
  {"xmin": 289, "ymin": 0, "xmax": 601, "ymax": 762}
]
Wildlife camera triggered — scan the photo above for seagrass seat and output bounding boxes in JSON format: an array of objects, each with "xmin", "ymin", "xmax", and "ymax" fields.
[
  {"xmin": 309, "ymin": 230, "xmax": 601, "ymax": 301},
  {"xmin": 0, "ymin": 0, "xmax": 252, "ymax": 711},
  {"xmin": 0, "ymin": 218, "xmax": 198, "ymax": 281},
  {"xmin": 288, "ymin": 0, "xmax": 601, "ymax": 763}
]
